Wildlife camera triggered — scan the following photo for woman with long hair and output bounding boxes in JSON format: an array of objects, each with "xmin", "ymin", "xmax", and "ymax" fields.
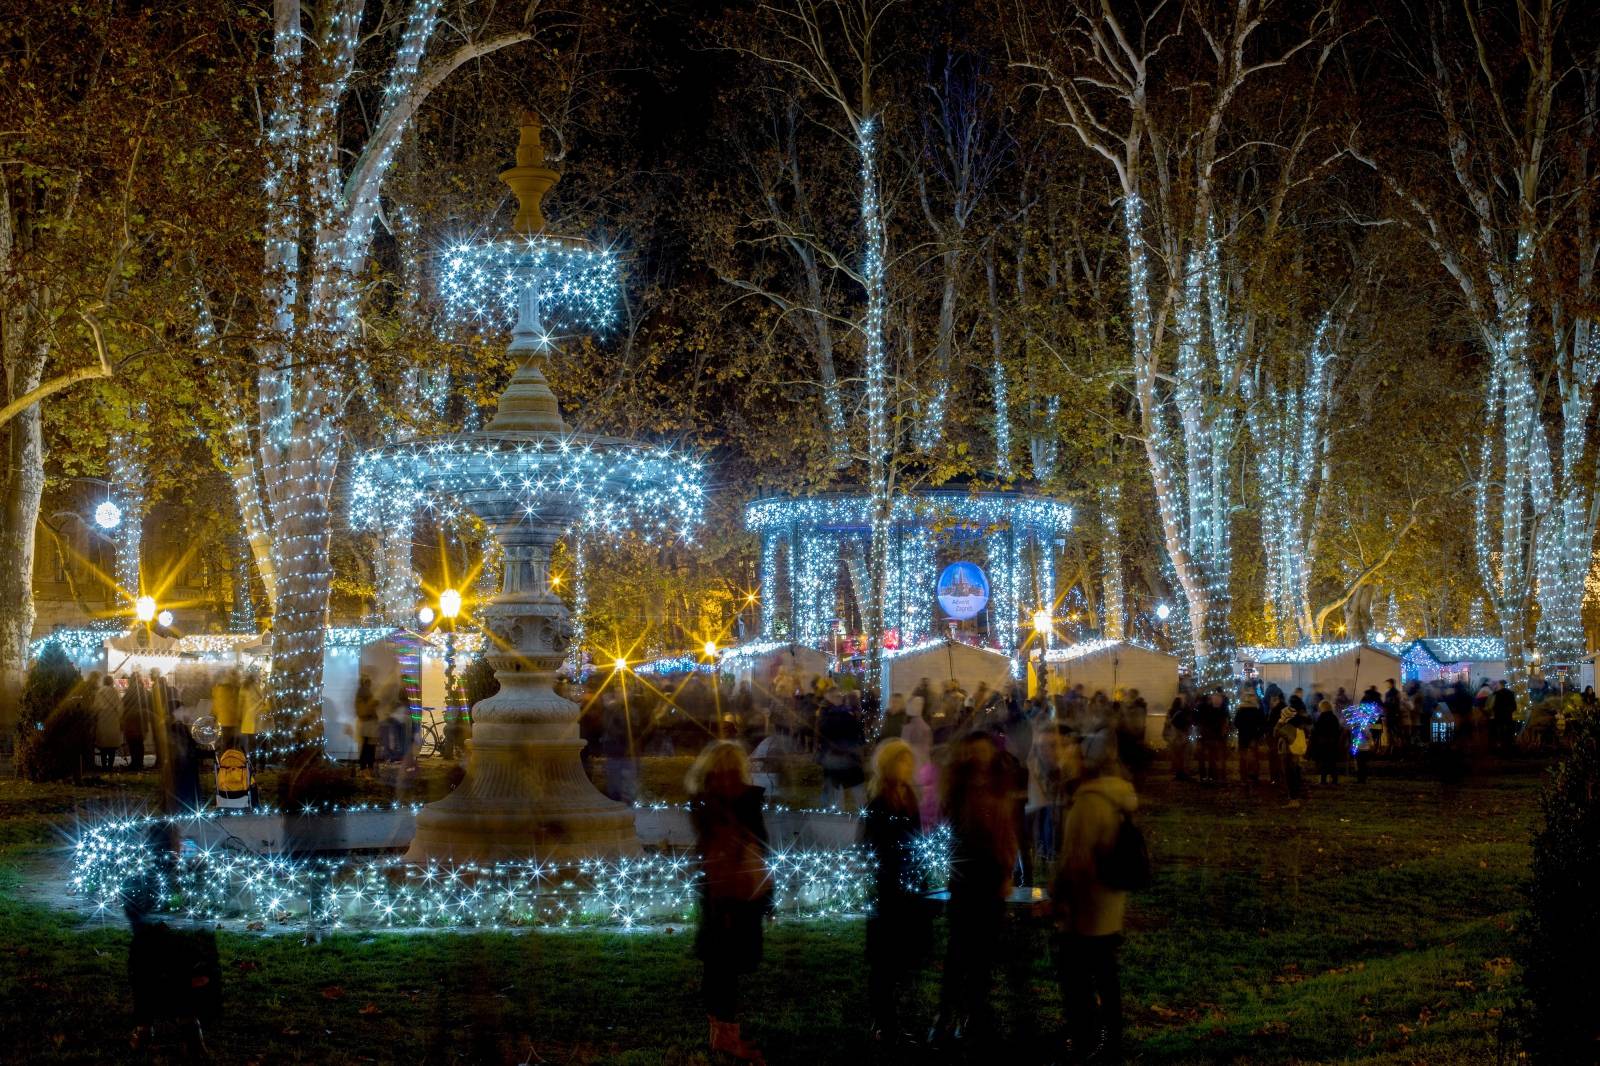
[
  {"xmin": 861, "ymin": 738, "xmax": 925, "ymax": 1043},
  {"xmin": 933, "ymin": 732, "xmax": 1019, "ymax": 1045},
  {"xmin": 687, "ymin": 741, "xmax": 772, "ymax": 1064}
]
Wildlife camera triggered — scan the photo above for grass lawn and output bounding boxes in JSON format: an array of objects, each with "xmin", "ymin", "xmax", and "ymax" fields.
[{"xmin": 0, "ymin": 755, "xmax": 1543, "ymax": 1064}]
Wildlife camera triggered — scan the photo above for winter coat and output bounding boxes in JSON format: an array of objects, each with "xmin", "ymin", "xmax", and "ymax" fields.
[
  {"xmin": 121, "ymin": 683, "xmax": 150, "ymax": 739},
  {"xmin": 691, "ymin": 785, "xmax": 771, "ymax": 974},
  {"xmin": 1234, "ymin": 700, "xmax": 1267, "ymax": 747},
  {"xmin": 861, "ymin": 789, "xmax": 926, "ymax": 957},
  {"xmin": 817, "ymin": 707, "xmax": 866, "ymax": 786},
  {"xmin": 93, "ymin": 686, "xmax": 123, "ymax": 748},
  {"xmin": 239, "ymin": 685, "xmax": 264, "ymax": 735},
  {"xmin": 354, "ymin": 689, "xmax": 381, "ymax": 741},
  {"xmin": 1052, "ymin": 774, "xmax": 1138, "ymax": 937},
  {"xmin": 211, "ymin": 681, "xmax": 241, "ymax": 729},
  {"xmin": 1311, "ymin": 709, "xmax": 1343, "ymax": 760}
]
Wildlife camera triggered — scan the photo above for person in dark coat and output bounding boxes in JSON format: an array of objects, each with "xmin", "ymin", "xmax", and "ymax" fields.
[
  {"xmin": 1382, "ymin": 680, "xmax": 1403, "ymax": 752},
  {"xmin": 1165, "ymin": 697, "xmax": 1194, "ymax": 781},
  {"xmin": 688, "ymin": 741, "xmax": 772, "ymax": 1064},
  {"xmin": 1264, "ymin": 692, "xmax": 1288, "ymax": 785},
  {"xmin": 879, "ymin": 692, "xmax": 908, "ymax": 740},
  {"xmin": 933, "ymin": 733, "xmax": 1019, "ymax": 1046},
  {"xmin": 1311, "ymin": 699, "xmax": 1343, "ymax": 784},
  {"xmin": 122, "ymin": 674, "xmax": 151, "ymax": 772},
  {"xmin": 1490, "ymin": 682, "xmax": 1518, "ymax": 753},
  {"xmin": 1234, "ymin": 692, "xmax": 1267, "ymax": 784},
  {"xmin": 1196, "ymin": 691, "xmax": 1230, "ymax": 783},
  {"xmin": 817, "ymin": 695, "xmax": 867, "ymax": 809},
  {"xmin": 861, "ymin": 738, "xmax": 925, "ymax": 1044}
]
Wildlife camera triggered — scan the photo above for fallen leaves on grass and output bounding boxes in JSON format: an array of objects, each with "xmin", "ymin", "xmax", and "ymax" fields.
[
  {"xmin": 320, "ymin": 986, "xmax": 345, "ymax": 1000},
  {"xmin": 359, "ymin": 1003, "xmax": 381, "ymax": 1015}
]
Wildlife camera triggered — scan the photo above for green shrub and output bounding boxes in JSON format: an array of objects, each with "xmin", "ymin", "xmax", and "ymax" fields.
[
  {"xmin": 461, "ymin": 655, "xmax": 499, "ymax": 708},
  {"xmin": 1519, "ymin": 711, "xmax": 1600, "ymax": 1062},
  {"xmin": 16, "ymin": 695, "xmax": 95, "ymax": 783},
  {"xmin": 20, "ymin": 641, "xmax": 80, "ymax": 731}
]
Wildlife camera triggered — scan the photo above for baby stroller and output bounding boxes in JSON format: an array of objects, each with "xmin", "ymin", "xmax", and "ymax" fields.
[{"xmin": 214, "ymin": 747, "xmax": 256, "ymax": 809}]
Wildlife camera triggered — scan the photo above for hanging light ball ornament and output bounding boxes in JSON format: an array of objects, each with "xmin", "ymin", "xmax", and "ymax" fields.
[
  {"xmin": 156, "ymin": 610, "xmax": 174, "ymax": 628},
  {"xmin": 94, "ymin": 500, "xmax": 122, "ymax": 530}
]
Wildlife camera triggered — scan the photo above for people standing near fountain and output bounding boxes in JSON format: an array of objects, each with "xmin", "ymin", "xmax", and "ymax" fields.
[
  {"xmin": 687, "ymin": 741, "xmax": 772, "ymax": 1065},
  {"xmin": 817, "ymin": 691, "xmax": 867, "ymax": 810},
  {"xmin": 238, "ymin": 669, "xmax": 264, "ymax": 762},
  {"xmin": 354, "ymin": 675, "xmax": 380, "ymax": 775},
  {"xmin": 932, "ymin": 732, "xmax": 1018, "ymax": 1046},
  {"xmin": 212, "ymin": 668, "xmax": 241, "ymax": 752},
  {"xmin": 92, "ymin": 673, "xmax": 122, "ymax": 772},
  {"xmin": 861, "ymin": 737, "xmax": 926, "ymax": 1045},
  {"xmin": 121, "ymin": 673, "xmax": 150, "ymax": 771}
]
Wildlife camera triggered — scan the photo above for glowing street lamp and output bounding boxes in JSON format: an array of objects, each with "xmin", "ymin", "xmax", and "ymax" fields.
[
  {"xmin": 1032, "ymin": 607, "xmax": 1054, "ymax": 639},
  {"xmin": 613, "ymin": 656, "xmax": 627, "ymax": 672},
  {"xmin": 703, "ymin": 639, "xmax": 718, "ymax": 659},
  {"xmin": 439, "ymin": 589, "xmax": 462, "ymax": 717},
  {"xmin": 135, "ymin": 595, "xmax": 157, "ymax": 623}
]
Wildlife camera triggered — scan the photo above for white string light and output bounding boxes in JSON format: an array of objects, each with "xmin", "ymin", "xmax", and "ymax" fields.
[
  {"xmin": 67, "ymin": 807, "xmax": 961, "ymax": 931},
  {"xmin": 747, "ymin": 492, "xmax": 1071, "ymax": 653}
]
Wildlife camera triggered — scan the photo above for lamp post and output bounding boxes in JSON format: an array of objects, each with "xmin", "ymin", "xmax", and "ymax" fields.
[{"xmin": 439, "ymin": 588, "xmax": 462, "ymax": 719}]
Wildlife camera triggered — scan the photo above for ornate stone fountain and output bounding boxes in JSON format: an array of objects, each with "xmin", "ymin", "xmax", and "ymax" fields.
[{"xmin": 349, "ymin": 115, "xmax": 702, "ymax": 863}]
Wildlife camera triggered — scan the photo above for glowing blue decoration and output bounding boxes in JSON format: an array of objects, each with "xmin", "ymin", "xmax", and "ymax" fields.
[
  {"xmin": 1044, "ymin": 637, "xmax": 1162, "ymax": 663},
  {"xmin": 746, "ymin": 490, "xmax": 1070, "ymax": 655},
  {"xmin": 349, "ymin": 437, "xmax": 704, "ymax": 545},
  {"xmin": 66, "ymin": 805, "xmax": 959, "ymax": 931},
  {"xmin": 1345, "ymin": 700, "xmax": 1383, "ymax": 756},
  {"xmin": 439, "ymin": 236, "xmax": 621, "ymax": 334},
  {"xmin": 936, "ymin": 561, "xmax": 989, "ymax": 621}
]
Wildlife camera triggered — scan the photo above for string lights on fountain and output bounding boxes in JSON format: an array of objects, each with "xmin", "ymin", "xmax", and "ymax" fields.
[
  {"xmin": 439, "ymin": 238, "xmax": 620, "ymax": 334},
  {"xmin": 349, "ymin": 438, "xmax": 703, "ymax": 544},
  {"xmin": 69, "ymin": 807, "xmax": 956, "ymax": 931}
]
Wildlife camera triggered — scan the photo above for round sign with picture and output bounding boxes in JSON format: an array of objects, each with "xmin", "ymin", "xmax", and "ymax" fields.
[{"xmin": 936, "ymin": 561, "xmax": 990, "ymax": 621}]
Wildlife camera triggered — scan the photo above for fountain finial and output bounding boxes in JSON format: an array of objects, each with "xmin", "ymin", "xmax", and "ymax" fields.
[{"xmin": 501, "ymin": 111, "xmax": 560, "ymax": 236}]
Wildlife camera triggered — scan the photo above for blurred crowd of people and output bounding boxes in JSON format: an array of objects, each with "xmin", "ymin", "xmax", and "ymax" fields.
[{"xmin": 684, "ymin": 673, "xmax": 1151, "ymax": 1064}]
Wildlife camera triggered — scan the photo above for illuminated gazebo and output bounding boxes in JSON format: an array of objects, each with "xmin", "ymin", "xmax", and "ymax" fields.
[{"xmin": 745, "ymin": 489, "xmax": 1072, "ymax": 658}]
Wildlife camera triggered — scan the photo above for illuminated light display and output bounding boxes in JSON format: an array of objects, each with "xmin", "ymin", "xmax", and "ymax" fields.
[
  {"xmin": 438, "ymin": 236, "xmax": 621, "ymax": 334},
  {"xmin": 94, "ymin": 499, "xmax": 122, "ymax": 531},
  {"xmin": 349, "ymin": 438, "xmax": 704, "ymax": 547},
  {"xmin": 1243, "ymin": 315, "xmax": 1333, "ymax": 645},
  {"xmin": 1043, "ymin": 637, "xmax": 1161, "ymax": 663},
  {"xmin": 1237, "ymin": 641, "xmax": 1363, "ymax": 665},
  {"xmin": 1344, "ymin": 700, "xmax": 1383, "ymax": 755},
  {"xmin": 746, "ymin": 491, "xmax": 1071, "ymax": 657},
  {"xmin": 1121, "ymin": 195, "xmax": 1237, "ymax": 683},
  {"xmin": 69, "ymin": 807, "xmax": 958, "ymax": 931}
]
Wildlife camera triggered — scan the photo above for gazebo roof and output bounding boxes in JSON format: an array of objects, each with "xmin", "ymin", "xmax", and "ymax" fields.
[
  {"xmin": 1238, "ymin": 641, "xmax": 1400, "ymax": 665},
  {"xmin": 744, "ymin": 488, "xmax": 1071, "ymax": 537},
  {"xmin": 1403, "ymin": 637, "xmax": 1506, "ymax": 664}
]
